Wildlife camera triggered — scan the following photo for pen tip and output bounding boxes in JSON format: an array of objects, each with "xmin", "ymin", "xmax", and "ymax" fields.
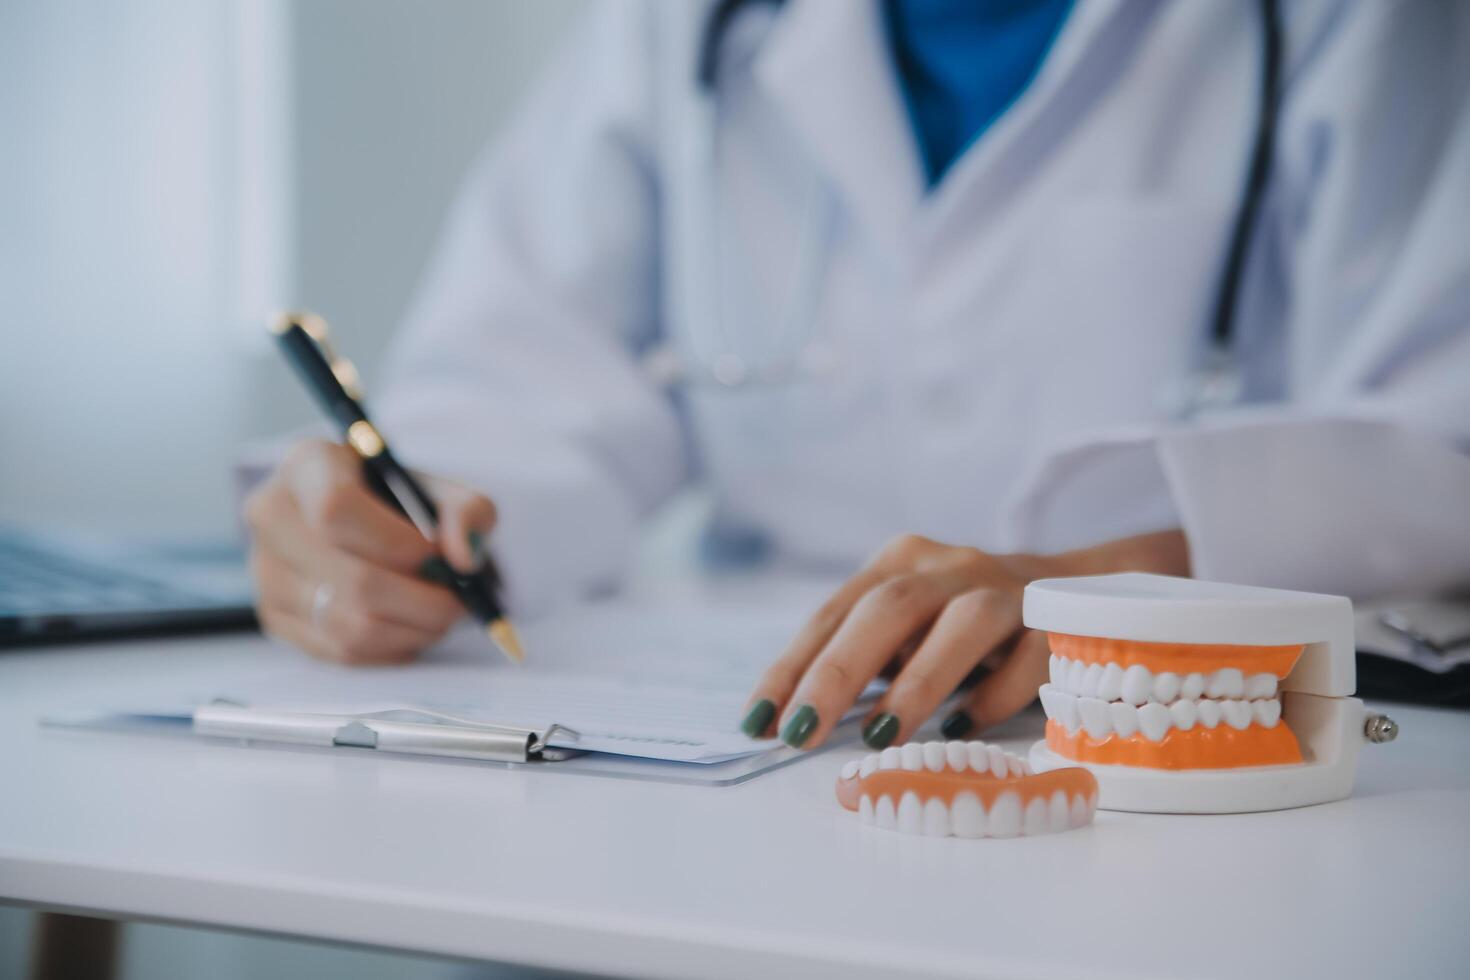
[{"xmin": 488, "ymin": 620, "xmax": 525, "ymax": 664}]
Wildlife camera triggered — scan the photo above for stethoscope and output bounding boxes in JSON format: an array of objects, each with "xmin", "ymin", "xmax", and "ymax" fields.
[{"xmin": 652, "ymin": 0, "xmax": 1282, "ymax": 419}]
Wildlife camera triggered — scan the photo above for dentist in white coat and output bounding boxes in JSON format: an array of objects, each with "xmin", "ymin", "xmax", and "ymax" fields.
[{"xmin": 246, "ymin": 0, "xmax": 1470, "ymax": 752}]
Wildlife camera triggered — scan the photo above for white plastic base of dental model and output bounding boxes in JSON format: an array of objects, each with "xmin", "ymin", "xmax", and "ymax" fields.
[{"xmin": 1028, "ymin": 692, "xmax": 1366, "ymax": 814}]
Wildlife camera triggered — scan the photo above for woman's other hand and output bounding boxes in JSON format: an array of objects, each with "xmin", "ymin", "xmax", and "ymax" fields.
[{"xmin": 739, "ymin": 530, "xmax": 1189, "ymax": 749}]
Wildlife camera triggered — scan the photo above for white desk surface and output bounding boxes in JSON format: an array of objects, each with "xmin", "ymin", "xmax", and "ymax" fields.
[{"xmin": 3, "ymin": 617, "xmax": 1469, "ymax": 979}]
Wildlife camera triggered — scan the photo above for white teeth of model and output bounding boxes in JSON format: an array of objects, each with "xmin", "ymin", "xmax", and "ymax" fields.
[
  {"xmin": 951, "ymin": 791, "xmax": 986, "ymax": 838},
  {"xmin": 988, "ymin": 792, "xmax": 1022, "ymax": 838},
  {"xmin": 1023, "ymin": 796, "xmax": 1050, "ymax": 836},
  {"xmin": 1152, "ymin": 671, "xmax": 1181, "ymax": 703},
  {"xmin": 1078, "ymin": 697, "xmax": 1110, "ymax": 740},
  {"xmin": 1052, "ymin": 690, "xmax": 1076, "ymax": 728},
  {"xmin": 1245, "ymin": 673, "xmax": 1278, "ymax": 699},
  {"xmin": 1196, "ymin": 699, "xmax": 1222, "ymax": 729},
  {"xmin": 1067, "ymin": 658, "xmax": 1088, "ymax": 693},
  {"xmin": 1064, "ymin": 690, "xmax": 1087, "ymax": 734},
  {"xmin": 896, "ymin": 791, "xmax": 923, "ymax": 834},
  {"xmin": 923, "ymin": 741, "xmax": 947, "ymax": 772},
  {"xmin": 859, "ymin": 753, "xmax": 879, "ymax": 778},
  {"xmin": 1208, "ymin": 667, "xmax": 1245, "ymax": 699},
  {"xmin": 1108, "ymin": 701, "xmax": 1139, "ymax": 738},
  {"xmin": 1054, "ymin": 690, "xmax": 1080, "ymax": 733},
  {"xmin": 945, "ymin": 740, "xmax": 969, "ymax": 771},
  {"xmin": 1137, "ymin": 702, "xmax": 1171, "ymax": 742},
  {"xmin": 1253, "ymin": 698, "xmax": 1282, "ymax": 728},
  {"xmin": 859, "ymin": 795, "xmax": 874, "ymax": 824},
  {"xmin": 875, "ymin": 795, "xmax": 897, "ymax": 830},
  {"xmin": 1080, "ymin": 662, "xmax": 1103, "ymax": 697},
  {"xmin": 1097, "ymin": 662, "xmax": 1125, "ymax": 701},
  {"xmin": 986, "ymin": 744, "xmax": 1008, "ymax": 779},
  {"xmin": 1221, "ymin": 699, "xmax": 1253, "ymax": 730},
  {"xmin": 879, "ymin": 746, "xmax": 903, "ymax": 769},
  {"xmin": 922, "ymin": 796, "xmax": 951, "ymax": 837},
  {"xmin": 1069, "ymin": 794, "xmax": 1091, "ymax": 829},
  {"xmin": 841, "ymin": 760, "xmax": 860, "ymax": 780},
  {"xmin": 966, "ymin": 741, "xmax": 990, "ymax": 774},
  {"xmin": 1121, "ymin": 664, "xmax": 1152, "ymax": 705},
  {"xmin": 1049, "ymin": 655, "xmax": 1064, "ymax": 687},
  {"xmin": 1180, "ymin": 672, "xmax": 1206, "ymax": 700},
  {"xmin": 901, "ymin": 743, "xmax": 925, "ymax": 771},
  {"xmin": 1007, "ymin": 754, "xmax": 1028, "ymax": 778},
  {"xmin": 1038, "ymin": 685, "xmax": 1058, "ymax": 723},
  {"xmin": 1048, "ymin": 790, "xmax": 1071, "ymax": 833},
  {"xmin": 1043, "ymin": 687, "xmax": 1068, "ymax": 727},
  {"xmin": 1042, "ymin": 666, "xmax": 1284, "ymax": 740},
  {"xmin": 1169, "ymin": 699, "xmax": 1198, "ymax": 731}
]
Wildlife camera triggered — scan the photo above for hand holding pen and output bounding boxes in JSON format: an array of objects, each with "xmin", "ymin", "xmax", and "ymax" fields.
[{"xmin": 244, "ymin": 313, "xmax": 522, "ymax": 665}]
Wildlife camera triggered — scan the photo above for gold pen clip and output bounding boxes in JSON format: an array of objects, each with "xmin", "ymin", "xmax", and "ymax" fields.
[{"xmin": 269, "ymin": 311, "xmax": 365, "ymax": 400}]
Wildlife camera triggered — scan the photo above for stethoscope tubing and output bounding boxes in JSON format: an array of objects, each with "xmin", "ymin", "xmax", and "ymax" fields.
[{"xmin": 681, "ymin": 0, "xmax": 1283, "ymax": 408}]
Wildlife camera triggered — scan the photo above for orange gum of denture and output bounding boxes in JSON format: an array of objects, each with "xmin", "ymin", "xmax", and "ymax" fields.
[
  {"xmin": 1047, "ymin": 633, "xmax": 1304, "ymax": 678},
  {"xmin": 1046, "ymin": 719, "xmax": 1303, "ymax": 769},
  {"xmin": 836, "ymin": 766, "xmax": 1098, "ymax": 812}
]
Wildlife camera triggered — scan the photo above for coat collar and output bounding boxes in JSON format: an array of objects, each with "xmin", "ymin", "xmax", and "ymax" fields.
[
  {"xmin": 752, "ymin": 0, "xmax": 923, "ymax": 249},
  {"xmin": 918, "ymin": 0, "xmax": 1157, "ymax": 248},
  {"xmin": 749, "ymin": 0, "xmax": 1149, "ymax": 251}
]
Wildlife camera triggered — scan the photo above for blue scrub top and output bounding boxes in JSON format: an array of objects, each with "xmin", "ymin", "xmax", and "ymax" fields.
[{"xmin": 884, "ymin": 0, "xmax": 1075, "ymax": 187}]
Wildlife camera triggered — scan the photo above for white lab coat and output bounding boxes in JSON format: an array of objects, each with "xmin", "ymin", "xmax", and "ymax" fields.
[{"xmin": 376, "ymin": 0, "xmax": 1470, "ymax": 615}]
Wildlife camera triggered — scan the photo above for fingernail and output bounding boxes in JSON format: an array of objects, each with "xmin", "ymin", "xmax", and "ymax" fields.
[
  {"xmin": 940, "ymin": 709, "xmax": 975, "ymax": 740},
  {"xmin": 418, "ymin": 555, "xmax": 457, "ymax": 587},
  {"xmin": 780, "ymin": 704, "xmax": 819, "ymax": 748},
  {"xmin": 467, "ymin": 530, "xmax": 488, "ymax": 565},
  {"xmin": 861, "ymin": 712, "xmax": 900, "ymax": 749},
  {"xmin": 739, "ymin": 699, "xmax": 776, "ymax": 738}
]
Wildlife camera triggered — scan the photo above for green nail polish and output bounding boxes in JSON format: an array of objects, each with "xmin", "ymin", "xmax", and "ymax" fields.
[
  {"xmin": 740, "ymin": 699, "xmax": 776, "ymax": 738},
  {"xmin": 418, "ymin": 555, "xmax": 457, "ymax": 587},
  {"xmin": 940, "ymin": 710, "xmax": 975, "ymax": 740},
  {"xmin": 780, "ymin": 704, "xmax": 819, "ymax": 748},
  {"xmin": 467, "ymin": 530, "xmax": 487, "ymax": 564},
  {"xmin": 862, "ymin": 712, "xmax": 900, "ymax": 749}
]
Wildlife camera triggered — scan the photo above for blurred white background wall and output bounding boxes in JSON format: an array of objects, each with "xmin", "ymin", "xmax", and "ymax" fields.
[
  {"xmin": 0, "ymin": 0, "xmax": 587, "ymax": 539},
  {"xmin": 0, "ymin": 2, "xmax": 588, "ymax": 976}
]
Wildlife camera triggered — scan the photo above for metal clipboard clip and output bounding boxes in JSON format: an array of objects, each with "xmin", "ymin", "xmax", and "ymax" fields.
[{"xmin": 194, "ymin": 701, "xmax": 583, "ymax": 763}]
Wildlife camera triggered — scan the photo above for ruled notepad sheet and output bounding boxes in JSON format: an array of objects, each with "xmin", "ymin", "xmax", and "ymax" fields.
[{"xmin": 214, "ymin": 585, "xmax": 860, "ymax": 764}]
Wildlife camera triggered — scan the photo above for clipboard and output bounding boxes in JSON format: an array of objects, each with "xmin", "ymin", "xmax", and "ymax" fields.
[
  {"xmin": 192, "ymin": 702, "xmax": 583, "ymax": 763},
  {"xmin": 41, "ymin": 701, "xmax": 855, "ymax": 787}
]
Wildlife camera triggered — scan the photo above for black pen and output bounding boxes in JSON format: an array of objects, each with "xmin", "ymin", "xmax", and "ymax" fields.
[{"xmin": 268, "ymin": 312, "xmax": 524, "ymax": 663}]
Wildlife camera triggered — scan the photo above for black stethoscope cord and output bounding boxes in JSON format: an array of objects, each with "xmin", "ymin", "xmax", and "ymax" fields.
[
  {"xmin": 1208, "ymin": 0, "xmax": 1282, "ymax": 355},
  {"xmin": 697, "ymin": 0, "xmax": 1284, "ymax": 373}
]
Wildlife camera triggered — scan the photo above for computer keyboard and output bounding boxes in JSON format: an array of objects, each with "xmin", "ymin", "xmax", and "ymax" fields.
[{"xmin": 0, "ymin": 534, "xmax": 210, "ymax": 616}]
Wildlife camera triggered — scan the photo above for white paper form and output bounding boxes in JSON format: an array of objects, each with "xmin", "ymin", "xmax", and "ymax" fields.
[{"xmin": 212, "ymin": 584, "xmax": 861, "ymax": 764}]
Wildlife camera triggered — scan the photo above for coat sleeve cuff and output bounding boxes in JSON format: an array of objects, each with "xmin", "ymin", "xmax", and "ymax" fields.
[
  {"xmin": 1155, "ymin": 416, "xmax": 1470, "ymax": 600},
  {"xmin": 1008, "ymin": 416, "xmax": 1470, "ymax": 602}
]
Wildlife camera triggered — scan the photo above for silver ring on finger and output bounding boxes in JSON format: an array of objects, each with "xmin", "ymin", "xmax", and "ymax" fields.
[{"xmin": 309, "ymin": 581, "xmax": 335, "ymax": 630}]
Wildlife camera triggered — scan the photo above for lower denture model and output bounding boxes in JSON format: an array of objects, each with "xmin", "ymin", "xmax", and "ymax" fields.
[
  {"xmin": 1023, "ymin": 573, "xmax": 1382, "ymax": 814},
  {"xmin": 834, "ymin": 740, "xmax": 1098, "ymax": 838}
]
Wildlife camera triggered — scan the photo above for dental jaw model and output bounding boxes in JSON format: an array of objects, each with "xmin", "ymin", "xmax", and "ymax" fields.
[
  {"xmin": 835, "ymin": 740, "xmax": 1098, "ymax": 837},
  {"xmin": 1025, "ymin": 573, "xmax": 1379, "ymax": 814}
]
